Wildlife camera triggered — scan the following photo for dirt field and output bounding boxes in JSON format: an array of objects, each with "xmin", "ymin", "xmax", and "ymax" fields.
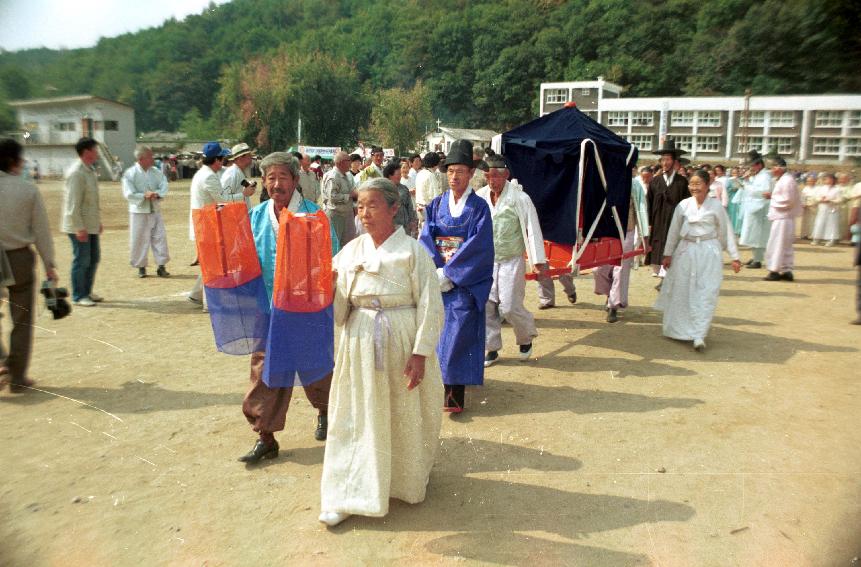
[{"xmin": 1, "ymin": 179, "xmax": 859, "ymax": 566}]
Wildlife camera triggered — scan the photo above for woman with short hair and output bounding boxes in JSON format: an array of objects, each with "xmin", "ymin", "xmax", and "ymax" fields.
[{"xmin": 319, "ymin": 178, "xmax": 444, "ymax": 527}]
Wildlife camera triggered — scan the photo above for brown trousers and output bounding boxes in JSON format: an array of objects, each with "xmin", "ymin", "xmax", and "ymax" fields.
[
  {"xmin": 242, "ymin": 351, "xmax": 332, "ymax": 435},
  {"xmin": 3, "ymin": 247, "xmax": 35, "ymax": 385}
]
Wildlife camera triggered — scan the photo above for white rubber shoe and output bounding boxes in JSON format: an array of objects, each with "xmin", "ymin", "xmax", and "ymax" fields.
[{"xmin": 318, "ymin": 511, "xmax": 351, "ymax": 527}]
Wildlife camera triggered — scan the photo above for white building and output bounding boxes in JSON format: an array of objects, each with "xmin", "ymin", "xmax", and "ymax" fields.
[
  {"xmin": 539, "ymin": 79, "xmax": 861, "ymax": 164},
  {"xmin": 10, "ymin": 95, "xmax": 136, "ymax": 178},
  {"xmin": 425, "ymin": 125, "xmax": 499, "ymax": 154}
]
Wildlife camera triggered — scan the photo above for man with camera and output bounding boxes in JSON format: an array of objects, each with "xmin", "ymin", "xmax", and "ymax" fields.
[
  {"xmin": 220, "ymin": 142, "xmax": 257, "ymax": 209},
  {"xmin": 122, "ymin": 146, "xmax": 171, "ymax": 278},
  {"xmin": 0, "ymin": 139, "xmax": 59, "ymax": 393}
]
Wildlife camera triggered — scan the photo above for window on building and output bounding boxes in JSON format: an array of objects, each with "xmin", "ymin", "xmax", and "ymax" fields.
[
  {"xmin": 696, "ymin": 136, "xmax": 720, "ymax": 152},
  {"xmin": 607, "ymin": 112, "xmax": 628, "ymax": 126},
  {"xmin": 815, "ymin": 111, "xmax": 842, "ymax": 127},
  {"xmin": 843, "ymin": 138, "xmax": 860, "ymax": 156},
  {"xmin": 848, "ymin": 111, "xmax": 861, "ymax": 128},
  {"xmin": 674, "ymin": 135, "xmax": 693, "ymax": 152},
  {"xmin": 739, "ymin": 111, "xmax": 764, "ymax": 127},
  {"xmin": 812, "ymin": 137, "xmax": 840, "ymax": 154},
  {"xmin": 773, "ymin": 137, "xmax": 794, "ymax": 155},
  {"xmin": 697, "ymin": 112, "xmax": 721, "ymax": 127},
  {"xmin": 104, "ymin": 120, "xmax": 119, "ymax": 131},
  {"xmin": 737, "ymin": 136, "xmax": 764, "ymax": 153},
  {"xmin": 769, "ymin": 111, "xmax": 795, "ymax": 127},
  {"xmin": 53, "ymin": 121, "xmax": 76, "ymax": 131},
  {"xmin": 545, "ymin": 88, "xmax": 568, "ymax": 104},
  {"xmin": 670, "ymin": 111, "xmax": 694, "ymax": 127},
  {"xmin": 581, "ymin": 88, "xmax": 591, "ymax": 96},
  {"xmin": 627, "ymin": 135, "xmax": 653, "ymax": 151},
  {"xmin": 630, "ymin": 111, "xmax": 653, "ymax": 126}
]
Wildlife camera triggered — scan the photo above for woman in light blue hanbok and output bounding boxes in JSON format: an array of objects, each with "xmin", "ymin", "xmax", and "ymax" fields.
[{"xmin": 725, "ymin": 167, "xmax": 743, "ymax": 235}]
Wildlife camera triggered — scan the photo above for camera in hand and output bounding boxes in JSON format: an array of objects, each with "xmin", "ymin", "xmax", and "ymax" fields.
[
  {"xmin": 240, "ymin": 179, "xmax": 257, "ymax": 188},
  {"xmin": 40, "ymin": 281, "xmax": 71, "ymax": 320}
]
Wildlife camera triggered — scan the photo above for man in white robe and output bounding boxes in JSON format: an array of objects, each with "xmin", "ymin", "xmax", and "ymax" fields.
[
  {"xmin": 739, "ymin": 151, "xmax": 772, "ymax": 269},
  {"xmin": 764, "ymin": 157, "xmax": 802, "ymax": 281},
  {"xmin": 122, "ymin": 146, "xmax": 170, "ymax": 279},
  {"xmin": 476, "ymin": 151, "xmax": 546, "ymax": 366}
]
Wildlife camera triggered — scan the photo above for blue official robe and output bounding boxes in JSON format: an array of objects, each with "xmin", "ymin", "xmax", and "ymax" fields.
[
  {"xmin": 419, "ymin": 190, "xmax": 494, "ymax": 386},
  {"xmin": 250, "ymin": 194, "xmax": 340, "ymax": 387}
]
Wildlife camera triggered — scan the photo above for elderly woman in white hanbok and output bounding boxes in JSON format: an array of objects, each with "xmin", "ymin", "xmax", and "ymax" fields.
[
  {"xmin": 319, "ymin": 178, "xmax": 444, "ymax": 527},
  {"xmin": 811, "ymin": 173, "xmax": 844, "ymax": 246},
  {"xmin": 655, "ymin": 169, "xmax": 741, "ymax": 351}
]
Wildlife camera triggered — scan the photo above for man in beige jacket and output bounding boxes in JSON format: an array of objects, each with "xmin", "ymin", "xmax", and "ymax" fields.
[{"xmin": 62, "ymin": 137, "xmax": 103, "ymax": 306}]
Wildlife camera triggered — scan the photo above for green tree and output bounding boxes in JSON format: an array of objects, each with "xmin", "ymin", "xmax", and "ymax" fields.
[
  {"xmin": 369, "ymin": 81, "xmax": 433, "ymax": 155},
  {"xmin": 215, "ymin": 49, "xmax": 370, "ymax": 152},
  {"xmin": 179, "ymin": 107, "xmax": 219, "ymax": 139}
]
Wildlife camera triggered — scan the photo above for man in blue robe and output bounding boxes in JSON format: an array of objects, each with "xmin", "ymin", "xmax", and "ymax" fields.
[
  {"xmin": 419, "ymin": 139, "xmax": 494, "ymax": 413},
  {"xmin": 240, "ymin": 152, "xmax": 339, "ymax": 464}
]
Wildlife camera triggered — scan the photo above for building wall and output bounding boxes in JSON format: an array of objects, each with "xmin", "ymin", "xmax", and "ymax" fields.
[
  {"xmin": 15, "ymin": 99, "xmax": 136, "ymax": 176},
  {"xmin": 20, "ymin": 145, "xmax": 80, "ymax": 178}
]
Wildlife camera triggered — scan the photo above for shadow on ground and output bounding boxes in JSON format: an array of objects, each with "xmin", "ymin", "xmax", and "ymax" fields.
[
  {"xmin": 0, "ymin": 380, "xmax": 238, "ymax": 413},
  {"xmin": 344, "ymin": 438, "xmax": 689, "ymax": 566}
]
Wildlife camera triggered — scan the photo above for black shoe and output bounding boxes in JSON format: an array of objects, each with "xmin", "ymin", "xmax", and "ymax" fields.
[
  {"xmin": 747, "ymin": 261, "xmax": 762, "ymax": 269},
  {"xmin": 851, "ymin": 317, "xmax": 861, "ymax": 325},
  {"xmin": 518, "ymin": 343, "xmax": 533, "ymax": 361},
  {"xmin": 484, "ymin": 350, "xmax": 499, "ymax": 367},
  {"xmin": 606, "ymin": 308, "xmax": 618, "ymax": 323},
  {"xmin": 537, "ymin": 304, "xmax": 554, "ymax": 310},
  {"xmin": 744, "ymin": 259, "xmax": 755, "ymax": 267},
  {"xmin": 780, "ymin": 271, "xmax": 794, "ymax": 281},
  {"xmin": 567, "ymin": 292, "xmax": 577, "ymax": 304},
  {"xmin": 315, "ymin": 414, "xmax": 328, "ymax": 441},
  {"xmin": 138, "ymin": 267, "xmax": 147, "ymax": 278},
  {"xmin": 763, "ymin": 271, "xmax": 781, "ymax": 281},
  {"xmin": 238, "ymin": 439, "xmax": 279, "ymax": 463},
  {"xmin": 190, "ymin": 259, "xmax": 199, "ymax": 266},
  {"xmin": 156, "ymin": 265, "xmax": 170, "ymax": 277}
]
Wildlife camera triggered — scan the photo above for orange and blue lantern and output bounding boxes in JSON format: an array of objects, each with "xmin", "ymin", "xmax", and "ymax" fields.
[
  {"xmin": 262, "ymin": 209, "xmax": 335, "ymax": 387},
  {"xmin": 192, "ymin": 202, "xmax": 269, "ymax": 355}
]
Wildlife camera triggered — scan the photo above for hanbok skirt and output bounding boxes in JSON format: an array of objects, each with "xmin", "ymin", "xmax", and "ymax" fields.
[
  {"xmin": 812, "ymin": 204, "xmax": 841, "ymax": 241},
  {"xmin": 654, "ymin": 239, "xmax": 723, "ymax": 342},
  {"xmin": 320, "ymin": 304, "xmax": 443, "ymax": 517}
]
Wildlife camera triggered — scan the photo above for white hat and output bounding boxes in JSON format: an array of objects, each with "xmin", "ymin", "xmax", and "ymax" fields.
[{"xmin": 230, "ymin": 142, "xmax": 253, "ymax": 159}]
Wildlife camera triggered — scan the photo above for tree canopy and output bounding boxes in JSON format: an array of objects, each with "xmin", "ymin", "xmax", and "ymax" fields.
[{"xmin": 1, "ymin": 0, "xmax": 859, "ymax": 147}]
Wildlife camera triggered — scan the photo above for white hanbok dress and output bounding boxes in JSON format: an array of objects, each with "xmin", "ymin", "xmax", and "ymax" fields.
[
  {"xmin": 654, "ymin": 197, "xmax": 739, "ymax": 342},
  {"xmin": 320, "ymin": 227, "xmax": 444, "ymax": 517},
  {"xmin": 811, "ymin": 185, "xmax": 843, "ymax": 242}
]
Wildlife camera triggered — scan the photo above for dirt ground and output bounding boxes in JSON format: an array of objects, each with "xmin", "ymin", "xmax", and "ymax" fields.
[{"xmin": 1, "ymin": 179, "xmax": 859, "ymax": 567}]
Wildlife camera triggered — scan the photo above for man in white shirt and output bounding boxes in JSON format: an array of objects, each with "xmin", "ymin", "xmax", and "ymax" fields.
[
  {"xmin": 122, "ymin": 146, "xmax": 170, "ymax": 278},
  {"xmin": 346, "ymin": 153, "xmax": 362, "ymax": 189},
  {"xmin": 321, "ymin": 151, "xmax": 356, "ymax": 246},
  {"xmin": 220, "ymin": 142, "xmax": 257, "ymax": 209},
  {"xmin": 415, "ymin": 152, "xmax": 442, "ymax": 228},
  {"xmin": 188, "ymin": 142, "xmax": 229, "ymax": 306},
  {"xmin": 294, "ymin": 152, "xmax": 320, "ymax": 204}
]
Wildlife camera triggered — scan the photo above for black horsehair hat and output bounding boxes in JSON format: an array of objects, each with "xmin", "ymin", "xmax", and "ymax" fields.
[
  {"xmin": 653, "ymin": 138, "xmax": 687, "ymax": 158},
  {"xmin": 445, "ymin": 139, "xmax": 477, "ymax": 168}
]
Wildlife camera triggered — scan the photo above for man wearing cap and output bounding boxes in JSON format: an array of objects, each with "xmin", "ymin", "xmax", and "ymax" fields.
[
  {"xmin": 122, "ymin": 145, "xmax": 171, "ymax": 279},
  {"xmin": 220, "ymin": 142, "xmax": 257, "ymax": 209},
  {"xmin": 321, "ymin": 150, "xmax": 357, "ymax": 246},
  {"xmin": 646, "ymin": 139, "xmax": 690, "ymax": 285},
  {"xmin": 763, "ymin": 157, "xmax": 801, "ymax": 281},
  {"xmin": 357, "ymin": 146, "xmax": 385, "ymax": 184},
  {"xmin": 419, "ymin": 139, "xmax": 494, "ymax": 413},
  {"xmin": 188, "ymin": 141, "xmax": 229, "ymax": 306},
  {"xmin": 476, "ymin": 149, "xmax": 545, "ymax": 366},
  {"xmin": 739, "ymin": 151, "xmax": 772, "ymax": 269}
]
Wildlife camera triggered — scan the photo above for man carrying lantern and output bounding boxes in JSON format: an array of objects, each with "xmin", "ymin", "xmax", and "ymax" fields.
[{"xmin": 239, "ymin": 152, "xmax": 340, "ymax": 464}]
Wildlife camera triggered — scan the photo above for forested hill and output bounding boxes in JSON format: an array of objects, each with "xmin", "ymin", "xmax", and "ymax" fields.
[{"xmin": 1, "ymin": 0, "xmax": 859, "ymax": 143}]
